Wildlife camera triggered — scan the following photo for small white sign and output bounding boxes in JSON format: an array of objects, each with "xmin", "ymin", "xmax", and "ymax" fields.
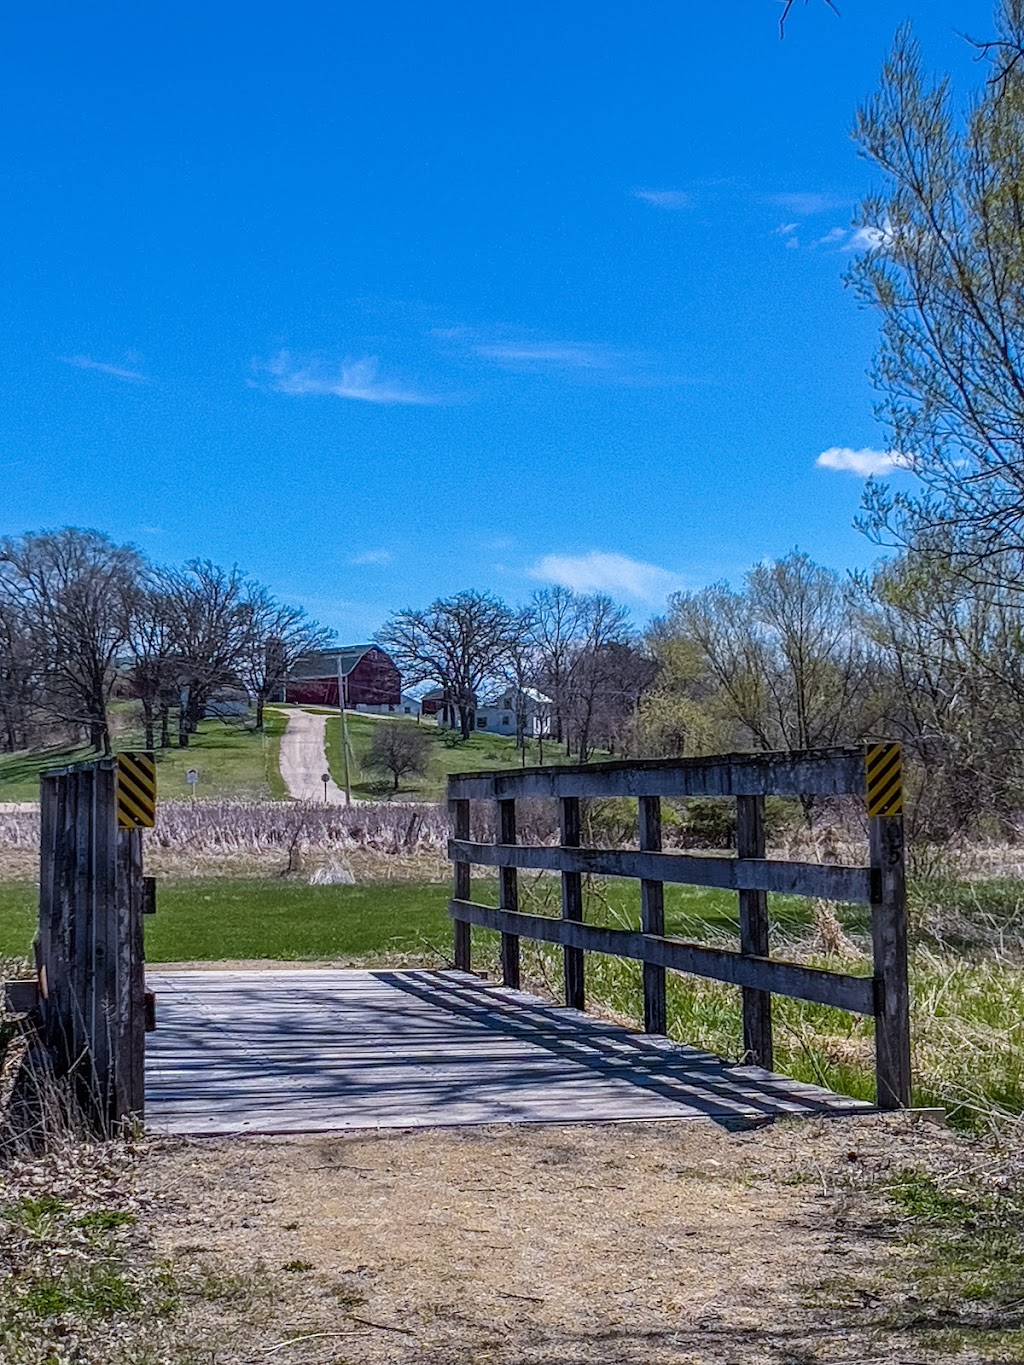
[{"xmin": 186, "ymin": 769, "xmax": 198, "ymax": 786}]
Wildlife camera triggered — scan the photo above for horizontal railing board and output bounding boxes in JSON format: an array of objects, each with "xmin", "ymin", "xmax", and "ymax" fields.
[
  {"xmin": 447, "ymin": 747, "xmax": 869, "ymax": 802},
  {"xmin": 448, "ymin": 840, "xmax": 873, "ymax": 905},
  {"xmin": 449, "ymin": 900, "xmax": 877, "ymax": 1015}
]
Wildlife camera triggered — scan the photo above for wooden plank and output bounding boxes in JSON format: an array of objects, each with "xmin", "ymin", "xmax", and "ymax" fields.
[
  {"xmin": 450, "ymin": 799, "xmax": 472, "ymax": 972},
  {"xmin": 91, "ymin": 763, "xmax": 118, "ymax": 1126},
  {"xmin": 639, "ymin": 795, "xmax": 666, "ymax": 1035},
  {"xmin": 144, "ymin": 968, "xmax": 872, "ymax": 1136},
  {"xmin": 560, "ymin": 797, "xmax": 584, "ymax": 1012},
  {"xmin": 497, "ymin": 798, "xmax": 520, "ymax": 989},
  {"xmin": 870, "ymin": 815, "xmax": 911, "ymax": 1109},
  {"xmin": 448, "ymin": 746, "xmax": 868, "ymax": 802},
  {"xmin": 737, "ymin": 794, "xmax": 772, "ymax": 1069},
  {"xmin": 448, "ymin": 840, "xmax": 871, "ymax": 904},
  {"xmin": 449, "ymin": 901, "xmax": 876, "ymax": 1013},
  {"xmin": 115, "ymin": 827, "xmax": 146, "ymax": 1119}
]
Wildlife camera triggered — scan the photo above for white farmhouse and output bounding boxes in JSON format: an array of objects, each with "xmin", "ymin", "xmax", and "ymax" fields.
[{"xmin": 474, "ymin": 687, "xmax": 552, "ymax": 738}]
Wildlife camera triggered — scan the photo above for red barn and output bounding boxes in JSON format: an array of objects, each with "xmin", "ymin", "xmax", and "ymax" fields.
[{"xmin": 284, "ymin": 645, "xmax": 401, "ymax": 709}]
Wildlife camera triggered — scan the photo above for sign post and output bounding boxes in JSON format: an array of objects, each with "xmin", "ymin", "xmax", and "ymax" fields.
[
  {"xmin": 186, "ymin": 769, "xmax": 198, "ymax": 799},
  {"xmin": 321, "ymin": 771, "xmax": 330, "ymax": 804}
]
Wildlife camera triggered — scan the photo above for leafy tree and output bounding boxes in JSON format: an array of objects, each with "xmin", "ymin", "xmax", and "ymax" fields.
[
  {"xmin": 851, "ymin": 3, "xmax": 1024, "ymax": 587},
  {"xmin": 365, "ymin": 720, "xmax": 432, "ymax": 791}
]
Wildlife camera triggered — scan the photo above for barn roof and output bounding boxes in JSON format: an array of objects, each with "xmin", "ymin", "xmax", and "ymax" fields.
[{"xmin": 287, "ymin": 644, "xmax": 390, "ymax": 681}]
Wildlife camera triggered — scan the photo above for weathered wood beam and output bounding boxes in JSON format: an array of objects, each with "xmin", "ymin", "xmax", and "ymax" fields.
[
  {"xmin": 448, "ymin": 840, "xmax": 871, "ymax": 904},
  {"xmin": 448, "ymin": 900, "xmax": 876, "ymax": 1014},
  {"xmin": 447, "ymin": 746, "xmax": 869, "ymax": 802}
]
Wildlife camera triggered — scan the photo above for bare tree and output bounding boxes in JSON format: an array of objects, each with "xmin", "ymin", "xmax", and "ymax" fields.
[
  {"xmin": 365, "ymin": 720, "xmax": 432, "ymax": 791},
  {"xmin": 564, "ymin": 594, "xmax": 634, "ymax": 761},
  {"xmin": 160, "ymin": 561, "xmax": 254, "ymax": 748},
  {"xmin": 530, "ymin": 586, "xmax": 588, "ymax": 746},
  {"xmin": 0, "ymin": 529, "xmax": 142, "ymax": 753},
  {"xmin": 377, "ymin": 591, "xmax": 518, "ymax": 739},
  {"xmin": 238, "ymin": 587, "xmax": 332, "ymax": 730}
]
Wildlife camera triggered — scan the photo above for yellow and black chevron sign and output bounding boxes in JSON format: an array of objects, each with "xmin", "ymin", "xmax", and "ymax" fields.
[
  {"xmin": 865, "ymin": 742, "xmax": 903, "ymax": 818},
  {"xmin": 116, "ymin": 751, "xmax": 157, "ymax": 829}
]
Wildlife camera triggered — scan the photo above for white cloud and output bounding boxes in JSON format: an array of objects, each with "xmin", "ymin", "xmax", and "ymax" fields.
[
  {"xmin": 767, "ymin": 192, "xmax": 850, "ymax": 216},
  {"xmin": 816, "ymin": 446, "xmax": 911, "ymax": 476},
  {"xmin": 633, "ymin": 188, "xmax": 691, "ymax": 210},
  {"xmin": 349, "ymin": 549, "xmax": 392, "ymax": 566},
  {"xmin": 845, "ymin": 223, "xmax": 889, "ymax": 252},
  {"xmin": 261, "ymin": 351, "xmax": 438, "ymax": 405},
  {"xmin": 529, "ymin": 551, "xmax": 683, "ymax": 603},
  {"xmin": 475, "ymin": 341, "xmax": 618, "ymax": 371},
  {"xmin": 814, "ymin": 226, "xmax": 848, "ymax": 247},
  {"xmin": 60, "ymin": 354, "xmax": 148, "ymax": 382}
]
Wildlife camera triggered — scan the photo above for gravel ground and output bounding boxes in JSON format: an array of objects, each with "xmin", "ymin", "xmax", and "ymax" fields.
[{"xmin": 135, "ymin": 1112, "xmax": 1001, "ymax": 1364}]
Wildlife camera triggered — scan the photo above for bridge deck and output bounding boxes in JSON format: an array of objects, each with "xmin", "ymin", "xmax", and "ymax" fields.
[{"xmin": 144, "ymin": 968, "xmax": 871, "ymax": 1135}]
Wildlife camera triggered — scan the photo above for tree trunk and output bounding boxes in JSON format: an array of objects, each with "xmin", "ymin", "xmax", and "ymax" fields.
[
  {"xmin": 141, "ymin": 698, "xmax": 155, "ymax": 751},
  {"xmin": 159, "ymin": 705, "xmax": 170, "ymax": 749},
  {"xmin": 255, "ymin": 695, "xmax": 265, "ymax": 730}
]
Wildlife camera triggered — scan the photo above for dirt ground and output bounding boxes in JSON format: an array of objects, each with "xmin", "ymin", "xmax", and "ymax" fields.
[{"xmin": 136, "ymin": 1112, "xmax": 1002, "ymax": 1365}]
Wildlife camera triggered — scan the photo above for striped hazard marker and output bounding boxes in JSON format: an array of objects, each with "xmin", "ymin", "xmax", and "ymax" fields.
[
  {"xmin": 116, "ymin": 751, "xmax": 157, "ymax": 829},
  {"xmin": 865, "ymin": 742, "xmax": 903, "ymax": 818}
]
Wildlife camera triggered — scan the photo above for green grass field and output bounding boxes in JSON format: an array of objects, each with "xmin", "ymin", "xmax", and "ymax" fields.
[
  {"xmin": 322, "ymin": 711, "xmax": 572, "ymax": 800},
  {"xmin": 0, "ymin": 877, "xmax": 813, "ymax": 962},
  {"xmin": 0, "ymin": 709, "xmax": 288, "ymax": 803}
]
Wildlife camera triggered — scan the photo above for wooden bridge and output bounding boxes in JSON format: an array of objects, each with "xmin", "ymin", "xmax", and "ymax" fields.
[
  {"xmin": 143, "ymin": 968, "xmax": 870, "ymax": 1135},
  {"xmin": 23, "ymin": 745, "xmax": 909, "ymax": 1136}
]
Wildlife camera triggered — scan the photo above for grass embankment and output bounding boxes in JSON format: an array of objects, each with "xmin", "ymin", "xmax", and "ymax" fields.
[
  {"xmin": 321, "ymin": 711, "xmax": 573, "ymax": 800},
  {"xmin": 0, "ymin": 709, "xmax": 287, "ymax": 803}
]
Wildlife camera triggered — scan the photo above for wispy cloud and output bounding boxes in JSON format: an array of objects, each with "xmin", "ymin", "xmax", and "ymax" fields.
[
  {"xmin": 349, "ymin": 549, "xmax": 392, "ymax": 566},
  {"xmin": 766, "ymin": 191, "xmax": 851, "ymax": 217},
  {"xmin": 816, "ymin": 446, "xmax": 911, "ymax": 477},
  {"xmin": 845, "ymin": 223, "xmax": 890, "ymax": 252},
  {"xmin": 633, "ymin": 188, "xmax": 691, "ymax": 210},
  {"xmin": 474, "ymin": 340, "xmax": 619, "ymax": 371},
  {"xmin": 260, "ymin": 351, "xmax": 439, "ymax": 405},
  {"xmin": 60, "ymin": 355, "xmax": 149, "ymax": 383},
  {"xmin": 529, "ymin": 551, "xmax": 683, "ymax": 604}
]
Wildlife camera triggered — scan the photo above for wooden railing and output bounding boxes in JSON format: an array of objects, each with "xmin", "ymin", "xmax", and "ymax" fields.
[{"xmin": 447, "ymin": 746, "xmax": 910, "ymax": 1109}]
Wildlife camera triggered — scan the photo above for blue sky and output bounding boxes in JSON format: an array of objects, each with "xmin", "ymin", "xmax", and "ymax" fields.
[{"xmin": 0, "ymin": 1, "xmax": 993, "ymax": 639}]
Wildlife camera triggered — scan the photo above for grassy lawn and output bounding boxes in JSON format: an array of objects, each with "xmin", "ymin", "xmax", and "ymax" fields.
[
  {"xmin": 0, "ymin": 710, "xmax": 287, "ymax": 803},
  {"xmin": 322, "ymin": 711, "xmax": 574, "ymax": 801},
  {"xmin": 0, "ymin": 877, "xmax": 812, "ymax": 962}
]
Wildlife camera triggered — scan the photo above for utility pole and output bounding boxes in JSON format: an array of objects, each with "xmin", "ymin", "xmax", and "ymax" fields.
[{"xmin": 337, "ymin": 658, "xmax": 352, "ymax": 806}]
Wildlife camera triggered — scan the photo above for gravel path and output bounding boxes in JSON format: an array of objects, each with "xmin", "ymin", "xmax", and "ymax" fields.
[{"xmin": 276, "ymin": 708, "xmax": 347, "ymax": 804}]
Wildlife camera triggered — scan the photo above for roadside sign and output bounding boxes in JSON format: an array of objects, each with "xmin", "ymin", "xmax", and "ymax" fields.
[
  {"xmin": 116, "ymin": 752, "xmax": 157, "ymax": 828},
  {"xmin": 186, "ymin": 769, "xmax": 198, "ymax": 786},
  {"xmin": 321, "ymin": 772, "xmax": 330, "ymax": 784}
]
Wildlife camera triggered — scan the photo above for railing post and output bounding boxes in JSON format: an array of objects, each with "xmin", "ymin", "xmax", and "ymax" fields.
[
  {"xmin": 560, "ymin": 796, "xmax": 585, "ymax": 1011},
  {"xmin": 870, "ymin": 813, "xmax": 911, "ymax": 1108},
  {"xmin": 639, "ymin": 795, "xmax": 666, "ymax": 1034},
  {"xmin": 736, "ymin": 794, "xmax": 772, "ymax": 1068},
  {"xmin": 497, "ymin": 798, "xmax": 521, "ymax": 989},
  {"xmin": 451, "ymin": 798, "xmax": 472, "ymax": 972}
]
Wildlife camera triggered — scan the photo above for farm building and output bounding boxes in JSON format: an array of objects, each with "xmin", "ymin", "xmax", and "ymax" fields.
[
  {"xmin": 475, "ymin": 686, "xmax": 552, "ymax": 738},
  {"xmin": 283, "ymin": 645, "xmax": 402, "ymax": 710}
]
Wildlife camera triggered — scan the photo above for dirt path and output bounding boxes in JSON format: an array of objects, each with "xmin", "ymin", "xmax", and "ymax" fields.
[
  {"xmin": 275, "ymin": 708, "xmax": 347, "ymax": 804},
  {"xmin": 141, "ymin": 1113, "xmax": 979, "ymax": 1364}
]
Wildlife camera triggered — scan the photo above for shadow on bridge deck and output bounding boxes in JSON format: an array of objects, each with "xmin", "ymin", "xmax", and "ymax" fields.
[{"xmin": 144, "ymin": 968, "xmax": 872, "ymax": 1136}]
